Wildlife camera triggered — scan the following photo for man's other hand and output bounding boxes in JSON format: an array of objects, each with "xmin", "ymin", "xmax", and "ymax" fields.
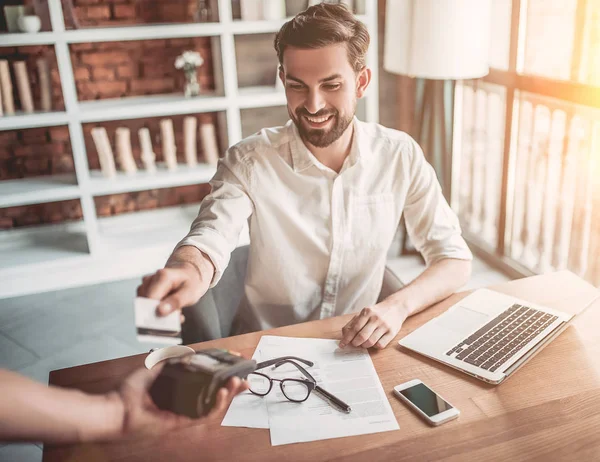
[{"xmin": 339, "ymin": 301, "xmax": 408, "ymax": 349}]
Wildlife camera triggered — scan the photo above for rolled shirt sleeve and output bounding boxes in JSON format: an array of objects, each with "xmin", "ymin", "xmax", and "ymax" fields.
[
  {"xmin": 402, "ymin": 138, "xmax": 473, "ymax": 266},
  {"xmin": 174, "ymin": 147, "xmax": 254, "ymax": 288}
]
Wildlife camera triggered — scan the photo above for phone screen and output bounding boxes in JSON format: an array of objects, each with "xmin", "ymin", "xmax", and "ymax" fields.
[{"xmin": 399, "ymin": 383, "xmax": 454, "ymax": 417}]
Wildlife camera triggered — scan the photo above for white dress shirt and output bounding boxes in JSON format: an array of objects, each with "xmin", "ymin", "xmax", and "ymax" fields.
[{"xmin": 176, "ymin": 118, "xmax": 472, "ymax": 332}]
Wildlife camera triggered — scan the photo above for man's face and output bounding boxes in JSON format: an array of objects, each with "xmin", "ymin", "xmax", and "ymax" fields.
[{"xmin": 280, "ymin": 44, "xmax": 368, "ymax": 148}]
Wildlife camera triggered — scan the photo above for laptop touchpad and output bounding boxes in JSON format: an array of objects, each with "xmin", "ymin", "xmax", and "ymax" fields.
[{"xmin": 436, "ymin": 306, "xmax": 490, "ymax": 336}]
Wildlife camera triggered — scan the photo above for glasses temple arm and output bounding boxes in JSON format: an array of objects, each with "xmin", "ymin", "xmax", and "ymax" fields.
[
  {"xmin": 272, "ymin": 359, "xmax": 316, "ymax": 383},
  {"xmin": 256, "ymin": 356, "xmax": 314, "ymax": 370}
]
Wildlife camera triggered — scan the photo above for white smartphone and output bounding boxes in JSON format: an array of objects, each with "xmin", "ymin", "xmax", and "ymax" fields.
[{"xmin": 393, "ymin": 379, "xmax": 460, "ymax": 426}]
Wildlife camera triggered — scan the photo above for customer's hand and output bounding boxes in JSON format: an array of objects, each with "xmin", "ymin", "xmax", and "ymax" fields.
[
  {"xmin": 113, "ymin": 365, "xmax": 248, "ymax": 440},
  {"xmin": 136, "ymin": 261, "xmax": 209, "ymax": 317},
  {"xmin": 339, "ymin": 301, "xmax": 408, "ymax": 349}
]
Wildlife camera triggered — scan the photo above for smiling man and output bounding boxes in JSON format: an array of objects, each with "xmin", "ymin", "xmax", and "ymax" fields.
[{"xmin": 137, "ymin": 3, "xmax": 472, "ymax": 349}]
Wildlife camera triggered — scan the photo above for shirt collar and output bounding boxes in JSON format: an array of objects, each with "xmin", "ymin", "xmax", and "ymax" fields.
[{"xmin": 288, "ymin": 117, "xmax": 366, "ymax": 173}]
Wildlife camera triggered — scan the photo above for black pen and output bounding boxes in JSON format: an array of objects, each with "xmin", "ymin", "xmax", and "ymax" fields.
[{"xmin": 314, "ymin": 385, "xmax": 352, "ymax": 413}]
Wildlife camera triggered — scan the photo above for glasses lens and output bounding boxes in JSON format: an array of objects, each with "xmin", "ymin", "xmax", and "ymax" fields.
[
  {"xmin": 281, "ymin": 379, "xmax": 310, "ymax": 402},
  {"xmin": 248, "ymin": 373, "xmax": 271, "ymax": 395}
]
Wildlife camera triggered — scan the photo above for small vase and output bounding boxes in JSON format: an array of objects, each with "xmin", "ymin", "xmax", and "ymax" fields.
[
  {"xmin": 18, "ymin": 14, "xmax": 42, "ymax": 33},
  {"xmin": 184, "ymin": 69, "xmax": 200, "ymax": 98}
]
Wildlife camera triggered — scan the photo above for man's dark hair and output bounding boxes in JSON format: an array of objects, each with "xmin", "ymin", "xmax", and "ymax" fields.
[{"xmin": 274, "ymin": 3, "xmax": 370, "ymax": 73}]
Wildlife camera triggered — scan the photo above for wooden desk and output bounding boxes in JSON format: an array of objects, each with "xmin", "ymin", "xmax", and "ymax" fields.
[{"xmin": 45, "ymin": 271, "xmax": 600, "ymax": 461}]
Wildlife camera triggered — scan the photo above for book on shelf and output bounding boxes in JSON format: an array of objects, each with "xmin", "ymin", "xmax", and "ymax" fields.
[
  {"xmin": 13, "ymin": 61, "xmax": 34, "ymax": 114},
  {"xmin": 160, "ymin": 118, "xmax": 178, "ymax": 171},
  {"xmin": 37, "ymin": 58, "xmax": 52, "ymax": 112},
  {"xmin": 138, "ymin": 127, "xmax": 157, "ymax": 173},
  {"xmin": 200, "ymin": 122, "xmax": 219, "ymax": 166},
  {"xmin": 184, "ymin": 116, "xmax": 198, "ymax": 167},
  {"xmin": 115, "ymin": 127, "xmax": 138, "ymax": 176},
  {"xmin": 0, "ymin": 60, "xmax": 15, "ymax": 115},
  {"xmin": 91, "ymin": 127, "xmax": 117, "ymax": 178}
]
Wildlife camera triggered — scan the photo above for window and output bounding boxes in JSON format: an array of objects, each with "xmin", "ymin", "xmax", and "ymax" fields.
[{"xmin": 453, "ymin": 0, "xmax": 600, "ymax": 287}]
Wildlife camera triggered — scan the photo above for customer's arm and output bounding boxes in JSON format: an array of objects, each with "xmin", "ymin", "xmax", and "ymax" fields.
[
  {"xmin": 0, "ymin": 367, "xmax": 246, "ymax": 444},
  {"xmin": 137, "ymin": 147, "xmax": 254, "ymax": 316},
  {"xmin": 340, "ymin": 138, "xmax": 472, "ymax": 349}
]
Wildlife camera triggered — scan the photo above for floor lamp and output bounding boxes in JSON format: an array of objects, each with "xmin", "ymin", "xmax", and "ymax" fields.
[{"xmin": 383, "ymin": 0, "xmax": 492, "ymax": 255}]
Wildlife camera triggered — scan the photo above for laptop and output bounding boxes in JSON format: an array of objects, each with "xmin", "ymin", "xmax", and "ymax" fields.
[{"xmin": 399, "ymin": 288, "xmax": 600, "ymax": 385}]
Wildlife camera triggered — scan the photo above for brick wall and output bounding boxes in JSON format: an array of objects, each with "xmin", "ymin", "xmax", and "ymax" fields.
[
  {"xmin": 0, "ymin": 126, "xmax": 74, "ymax": 180},
  {"xmin": 0, "ymin": 199, "xmax": 82, "ymax": 229},
  {"xmin": 94, "ymin": 184, "xmax": 211, "ymax": 217},
  {"xmin": 70, "ymin": 37, "xmax": 215, "ymax": 101},
  {"xmin": 82, "ymin": 112, "xmax": 221, "ymax": 170},
  {"xmin": 64, "ymin": 0, "xmax": 216, "ymax": 29}
]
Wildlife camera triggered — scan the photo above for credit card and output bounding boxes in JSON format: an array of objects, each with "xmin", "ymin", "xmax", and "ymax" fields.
[{"xmin": 134, "ymin": 297, "xmax": 182, "ymax": 345}]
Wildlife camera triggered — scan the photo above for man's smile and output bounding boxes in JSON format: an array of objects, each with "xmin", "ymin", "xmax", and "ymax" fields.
[{"xmin": 303, "ymin": 114, "xmax": 334, "ymax": 128}]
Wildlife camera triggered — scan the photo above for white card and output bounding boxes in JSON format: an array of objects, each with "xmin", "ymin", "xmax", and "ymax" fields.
[{"xmin": 134, "ymin": 297, "xmax": 182, "ymax": 345}]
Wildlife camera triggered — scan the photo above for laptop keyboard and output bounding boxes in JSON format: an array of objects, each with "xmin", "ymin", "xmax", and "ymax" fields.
[{"xmin": 445, "ymin": 303, "xmax": 558, "ymax": 372}]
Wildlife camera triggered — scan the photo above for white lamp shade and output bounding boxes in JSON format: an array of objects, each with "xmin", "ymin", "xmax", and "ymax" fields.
[{"xmin": 384, "ymin": 0, "xmax": 492, "ymax": 80}]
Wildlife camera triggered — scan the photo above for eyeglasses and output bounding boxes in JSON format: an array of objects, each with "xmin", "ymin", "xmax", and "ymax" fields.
[
  {"xmin": 248, "ymin": 356, "xmax": 352, "ymax": 413},
  {"xmin": 248, "ymin": 356, "xmax": 316, "ymax": 403}
]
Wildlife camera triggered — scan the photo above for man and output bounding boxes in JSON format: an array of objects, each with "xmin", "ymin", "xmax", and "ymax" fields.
[
  {"xmin": 0, "ymin": 367, "xmax": 247, "ymax": 443},
  {"xmin": 138, "ymin": 3, "xmax": 472, "ymax": 349}
]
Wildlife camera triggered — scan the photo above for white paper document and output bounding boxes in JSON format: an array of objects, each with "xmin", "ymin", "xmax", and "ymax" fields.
[
  {"xmin": 221, "ymin": 335, "xmax": 399, "ymax": 446},
  {"xmin": 221, "ymin": 342, "xmax": 269, "ymax": 429}
]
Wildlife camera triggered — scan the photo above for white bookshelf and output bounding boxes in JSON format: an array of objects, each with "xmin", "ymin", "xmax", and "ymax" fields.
[
  {"xmin": 65, "ymin": 22, "xmax": 223, "ymax": 43},
  {"xmin": 0, "ymin": 174, "xmax": 80, "ymax": 208},
  {"xmin": 77, "ymin": 93, "xmax": 228, "ymax": 123},
  {"xmin": 0, "ymin": 0, "xmax": 379, "ymax": 299},
  {"xmin": 0, "ymin": 16, "xmax": 368, "ymax": 45},
  {"xmin": 0, "ymin": 220, "xmax": 89, "ymax": 272},
  {"xmin": 95, "ymin": 203, "xmax": 204, "ymax": 253},
  {"xmin": 0, "ymin": 110, "xmax": 69, "ymax": 130},
  {"xmin": 0, "ymin": 31, "xmax": 56, "ymax": 46},
  {"xmin": 88, "ymin": 163, "xmax": 216, "ymax": 196}
]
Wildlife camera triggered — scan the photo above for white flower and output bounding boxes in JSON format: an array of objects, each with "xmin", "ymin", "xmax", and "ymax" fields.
[{"xmin": 175, "ymin": 50, "xmax": 204, "ymax": 69}]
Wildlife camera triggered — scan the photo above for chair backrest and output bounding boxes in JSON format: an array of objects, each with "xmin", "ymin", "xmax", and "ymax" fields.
[{"xmin": 181, "ymin": 245, "xmax": 249, "ymax": 343}]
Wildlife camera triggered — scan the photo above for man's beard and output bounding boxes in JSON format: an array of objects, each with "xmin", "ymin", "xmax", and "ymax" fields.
[{"xmin": 290, "ymin": 106, "xmax": 354, "ymax": 148}]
